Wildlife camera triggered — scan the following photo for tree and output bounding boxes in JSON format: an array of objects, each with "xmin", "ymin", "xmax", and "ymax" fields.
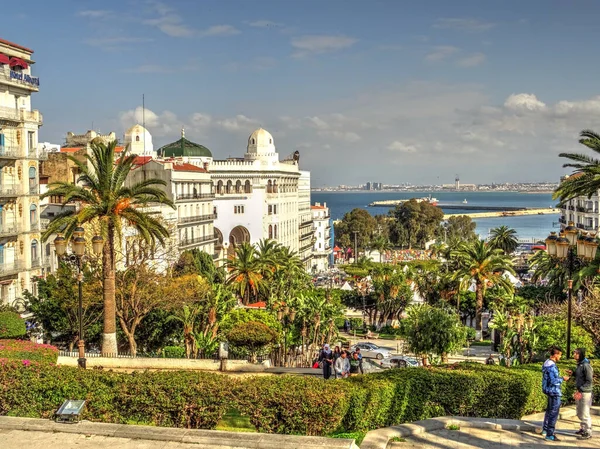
[
  {"xmin": 389, "ymin": 200, "xmax": 444, "ymax": 249},
  {"xmin": 226, "ymin": 242, "xmax": 263, "ymax": 305},
  {"xmin": 333, "ymin": 208, "xmax": 378, "ymax": 254},
  {"xmin": 488, "ymin": 226, "xmax": 519, "ymax": 255},
  {"xmin": 401, "ymin": 304, "xmax": 467, "ymax": 365},
  {"xmin": 451, "ymin": 239, "xmax": 516, "ymax": 340},
  {"xmin": 370, "ymin": 266, "xmax": 413, "ymax": 326},
  {"xmin": 174, "ymin": 248, "xmax": 224, "ymax": 283},
  {"xmin": 369, "ymin": 235, "xmax": 392, "ymax": 263},
  {"xmin": 442, "ymin": 215, "xmax": 477, "ymax": 243},
  {"xmin": 226, "ymin": 321, "xmax": 278, "ymax": 362},
  {"xmin": 554, "ymin": 129, "xmax": 600, "ymax": 202},
  {"xmin": 42, "ymin": 140, "xmax": 174, "ymax": 355},
  {"xmin": 25, "ymin": 262, "xmax": 103, "ymax": 350}
]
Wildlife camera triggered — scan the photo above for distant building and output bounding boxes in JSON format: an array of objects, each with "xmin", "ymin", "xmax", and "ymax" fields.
[
  {"xmin": 558, "ymin": 174, "xmax": 598, "ymax": 233},
  {"xmin": 311, "ymin": 202, "xmax": 331, "ymax": 272}
]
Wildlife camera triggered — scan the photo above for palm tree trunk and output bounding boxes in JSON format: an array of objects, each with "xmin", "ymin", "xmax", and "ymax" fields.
[
  {"xmin": 475, "ymin": 281, "xmax": 484, "ymax": 341},
  {"xmin": 102, "ymin": 222, "xmax": 118, "ymax": 356}
]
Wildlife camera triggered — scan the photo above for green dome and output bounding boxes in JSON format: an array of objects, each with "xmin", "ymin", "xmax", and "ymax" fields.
[{"xmin": 158, "ymin": 137, "xmax": 212, "ymax": 158}]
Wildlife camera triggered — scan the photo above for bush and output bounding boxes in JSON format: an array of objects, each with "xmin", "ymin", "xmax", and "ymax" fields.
[
  {"xmin": 534, "ymin": 315, "xmax": 595, "ymax": 358},
  {"xmin": 227, "ymin": 321, "xmax": 277, "ymax": 361},
  {"xmin": 162, "ymin": 346, "xmax": 185, "ymax": 359},
  {"xmin": 0, "ymin": 312, "xmax": 26, "ymax": 339},
  {"xmin": 0, "ymin": 339, "xmax": 58, "ymax": 364},
  {"xmin": 0, "ymin": 361, "xmax": 234, "ymax": 427}
]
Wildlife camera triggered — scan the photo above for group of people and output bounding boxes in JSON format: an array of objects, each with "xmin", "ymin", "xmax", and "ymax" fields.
[
  {"xmin": 317, "ymin": 344, "xmax": 364, "ymax": 379},
  {"xmin": 542, "ymin": 346, "xmax": 594, "ymax": 441}
]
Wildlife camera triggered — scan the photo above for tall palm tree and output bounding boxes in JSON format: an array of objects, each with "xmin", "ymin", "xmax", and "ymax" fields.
[
  {"xmin": 451, "ymin": 239, "xmax": 516, "ymax": 340},
  {"xmin": 226, "ymin": 242, "xmax": 263, "ymax": 304},
  {"xmin": 370, "ymin": 235, "xmax": 392, "ymax": 263},
  {"xmin": 488, "ymin": 226, "xmax": 519, "ymax": 255},
  {"xmin": 42, "ymin": 140, "xmax": 174, "ymax": 355},
  {"xmin": 554, "ymin": 129, "xmax": 600, "ymax": 202}
]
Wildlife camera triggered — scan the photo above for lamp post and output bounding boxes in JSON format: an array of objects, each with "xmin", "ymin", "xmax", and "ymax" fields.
[
  {"xmin": 277, "ymin": 305, "xmax": 296, "ymax": 367},
  {"xmin": 54, "ymin": 227, "xmax": 104, "ymax": 369},
  {"xmin": 545, "ymin": 223, "xmax": 598, "ymax": 358}
]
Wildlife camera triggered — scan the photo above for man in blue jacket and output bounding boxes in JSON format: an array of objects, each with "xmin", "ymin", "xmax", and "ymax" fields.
[{"xmin": 542, "ymin": 346, "xmax": 570, "ymax": 441}]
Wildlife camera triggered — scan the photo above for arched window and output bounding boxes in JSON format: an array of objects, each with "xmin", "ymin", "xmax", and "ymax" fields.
[
  {"xmin": 136, "ymin": 135, "xmax": 140, "ymax": 142},
  {"xmin": 267, "ymin": 180, "xmax": 272, "ymax": 193},
  {"xmin": 251, "ymin": 138, "xmax": 255, "ymax": 144},
  {"xmin": 274, "ymin": 224, "xmax": 278, "ymax": 239},
  {"xmin": 29, "ymin": 204, "xmax": 37, "ymax": 227},
  {"xmin": 268, "ymin": 225, "xmax": 273, "ymax": 239},
  {"xmin": 217, "ymin": 180, "xmax": 224, "ymax": 194},
  {"xmin": 244, "ymin": 180, "xmax": 251, "ymax": 193},
  {"xmin": 269, "ymin": 139, "xmax": 272, "ymax": 144},
  {"xmin": 273, "ymin": 181, "xmax": 278, "ymax": 193},
  {"xmin": 193, "ymin": 187, "xmax": 198, "ymax": 198},
  {"xmin": 28, "ymin": 166, "xmax": 37, "ymax": 194},
  {"xmin": 235, "ymin": 180, "xmax": 242, "ymax": 193},
  {"xmin": 31, "ymin": 239, "xmax": 38, "ymax": 263},
  {"xmin": 226, "ymin": 180, "xmax": 233, "ymax": 194}
]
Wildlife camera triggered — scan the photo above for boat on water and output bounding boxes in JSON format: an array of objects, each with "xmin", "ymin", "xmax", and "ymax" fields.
[{"xmin": 462, "ymin": 199, "xmax": 468, "ymax": 204}]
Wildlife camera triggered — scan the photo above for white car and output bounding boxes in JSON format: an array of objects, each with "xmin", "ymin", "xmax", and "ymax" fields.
[
  {"xmin": 381, "ymin": 355, "xmax": 420, "ymax": 368},
  {"xmin": 351, "ymin": 342, "xmax": 392, "ymax": 360}
]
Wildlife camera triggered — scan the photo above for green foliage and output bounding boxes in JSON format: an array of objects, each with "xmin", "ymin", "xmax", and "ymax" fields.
[
  {"xmin": 389, "ymin": 200, "xmax": 444, "ymax": 249},
  {"xmin": 226, "ymin": 321, "xmax": 278, "ymax": 355},
  {"xmin": 0, "ymin": 340, "xmax": 58, "ymax": 364},
  {"xmin": 334, "ymin": 208, "xmax": 379, "ymax": 251},
  {"xmin": 401, "ymin": 305, "xmax": 467, "ymax": 360},
  {"xmin": 488, "ymin": 226, "xmax": 519, "ymax": 255},
  {"xmin": 162, "ymin": 346, "xmax": 186, "ymax": 358},
  {"xmin": 174, "ymin": 249, "xmax": 224, "ymax": 283},
  {"xmin": 219, "ymin": 309, "xmax": 281, "ymax": 338},
  {"xmin": 533, "ymin": 315, "xmax": 595, "ymax": 357},
  {"xmin": 0, "ymin": 312, "xmax": 26, "ymax": 339},
  {"xmin": 443, "ymin": 215, "xmax": 477, "ymax": 243}
]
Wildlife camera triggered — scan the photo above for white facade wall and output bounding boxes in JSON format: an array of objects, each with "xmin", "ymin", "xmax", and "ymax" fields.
[{"xmin": 311, "ymin": 202, "xmax": 331, "ymax": 273}]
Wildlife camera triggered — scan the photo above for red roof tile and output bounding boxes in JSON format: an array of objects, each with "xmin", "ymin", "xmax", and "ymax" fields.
[
  {"xmin": 60, "ymin": 147, "xmax": 84, "ymax": 153},
  {"xmin": 0, "ymin": 38, "xmax": 33, "ymax": 54},
  {"xmin": 311, "ymin": 205, "xmax": 326, "ymax": 209},
  {"xmin": 132, "ymin": 156, "xmax": 153, "ymax": 166},
  {"xmin": 171, "ymin": 162, "xmax": 207, "ymax": 172}
]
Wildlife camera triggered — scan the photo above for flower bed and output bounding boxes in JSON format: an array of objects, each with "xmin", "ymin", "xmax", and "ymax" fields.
[{"xmin": 0, "ymin": 339, "xmax": 58, "ymax": 364}]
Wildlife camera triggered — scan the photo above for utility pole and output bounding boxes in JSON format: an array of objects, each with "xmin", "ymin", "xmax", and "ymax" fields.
[{"xmin": 353, "ymin": 230, "xmax": 359, "ymax": 263}]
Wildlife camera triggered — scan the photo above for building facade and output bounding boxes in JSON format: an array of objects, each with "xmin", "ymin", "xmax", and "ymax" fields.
[
  {"xmin": 0, "ymin": 38, "xmax": 44, "ymax": 305},
  {"xmin": 311, "ymin": 202, "xmax": 331, "ymax": 272},
  {"xmin": 557, "ymin": 174, "xmax": 599, "ymax": 233}
]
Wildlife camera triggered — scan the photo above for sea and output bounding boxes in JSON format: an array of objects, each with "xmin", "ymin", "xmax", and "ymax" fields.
[{"xmin": 311, "ymin": 191, "xmax": 559, "ymax": 241}]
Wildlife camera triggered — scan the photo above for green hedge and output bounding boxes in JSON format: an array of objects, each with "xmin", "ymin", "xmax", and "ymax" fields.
[
  {"xmin": 0, "ymin": 362, "xmax": 552, "ymax": 436},
  {"xmin": 162, "ymin": 346, "xmax": 185, "ymax": 358},
  {"xmin": 0, "ymin": 339, "xmax": 58, "ymax": 364},
  {"xmin": 0, "ymin": 312, "xmax": 26, "ymax": 339}
]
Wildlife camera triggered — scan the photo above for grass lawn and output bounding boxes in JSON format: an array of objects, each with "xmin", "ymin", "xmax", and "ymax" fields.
[{"xmin": 216, "ymin": 409, "xmax": 256, "ymax": 432}]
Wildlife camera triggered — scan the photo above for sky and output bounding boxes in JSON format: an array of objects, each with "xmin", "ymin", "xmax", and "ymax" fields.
[{"xmin": 4, "ymin": 0, "xmax": 600, "ymax": 187}]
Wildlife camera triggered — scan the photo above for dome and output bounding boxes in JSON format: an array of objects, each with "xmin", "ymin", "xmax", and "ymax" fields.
[
  {"xmin": 157, "ymin": 131, "xmax": 212, "ymax": 158},
  {"xmin": 247, "ymin": 128, "xmax": 276, "ymax": 155},
  {"xmin": 125, "ymin": 124, "xmax": 147, "ymax": 135}
]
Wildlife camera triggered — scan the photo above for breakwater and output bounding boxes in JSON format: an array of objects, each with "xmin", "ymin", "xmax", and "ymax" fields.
[
  {"xmin": 444, "ymin": 208, "xmax": 558, "ymax": 219},
  {"xmin": 369, "ymin": 199, "xmax": 528, "ymax": 211}
]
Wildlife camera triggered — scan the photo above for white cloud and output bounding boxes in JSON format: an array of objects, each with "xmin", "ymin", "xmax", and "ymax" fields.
[
  {"xmin": 457, "ymin": 52, "xmax": 486, "ymax": 67},
  {"xmin": 291, "ymin": 35, "xmax": 358, "ymax": 58},
  {"xmin": 144, "ymin": 2, "xmax": 194, "ymax": 37},
  {"xmin": 200, "ymin": 25, "xmax": 240, "ymax": 37},
  {"xmin": 425, "ymin": 46, "xmax": 460, "ymax": 61},
  {"xmin": 504, "ymin": 93, "xmax": 547, "ymax": 112},
  {"xmin": 387, "ymin": 141, "xmax": 418, "ymax": 153},
  {"xmin": 434, "ymin": 18, "xmax": 496, "ymax": 32},
  {"xmin": 216, "ymin": 115, "xmax": 261, "ymax": 132},
  {"xmin": 84, "ymin": 36, "xmax": 154, "ymax": 51}
]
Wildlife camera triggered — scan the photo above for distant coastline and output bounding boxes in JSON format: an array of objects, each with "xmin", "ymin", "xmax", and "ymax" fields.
[{"xmin": 311, "ymin": 189, "xmax": 554, "ymax": 194}]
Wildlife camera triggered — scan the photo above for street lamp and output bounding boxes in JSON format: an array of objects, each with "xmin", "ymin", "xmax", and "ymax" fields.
[
  {"xmin": 545, "ymin": 223, "xmax": 598, "ymax": 358},
  {"xmin": 54, "ymin": 227, "xmax": 104, "ymax": 368}
]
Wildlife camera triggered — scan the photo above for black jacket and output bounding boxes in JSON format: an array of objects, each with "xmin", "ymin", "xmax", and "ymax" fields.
[{"xmin": 575, "ymin": 358, "xmax": 594, "ymax": 393}]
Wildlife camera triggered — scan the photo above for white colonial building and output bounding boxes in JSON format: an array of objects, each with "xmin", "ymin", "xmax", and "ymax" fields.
[
  {"xmin": 558, "ymin": 174, "xmax": 599, "ymax": 233},
  {"xmin": 0, "ymin": 38, "xmax": 44, "ymax": 305},
  {"xmin": 311, "ymin": 202, "xmax": 331, "ymax": 272}
]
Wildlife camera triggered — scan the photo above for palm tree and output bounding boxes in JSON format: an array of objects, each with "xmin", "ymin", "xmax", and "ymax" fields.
[
  {"xmin": 370, "ymin": 235, "xmax": 392, "ymax": 263},
  {"xmin": 554, "ymin": 129, "xmax": 600, "ymax": 202},
  {"xmin": 488, "ymin": 226, "xmax": 519, "ymax": 255},
  {"xmin": 451, "ymin": 239, "xmax": 516, "ymax": 340},
  {"xmin": 226, "ymin": 242, "xmax": 263, "ymax": 304},
  {"xmin": 42, "ymin": 140, "xmax": 174, "ymax": 355}
]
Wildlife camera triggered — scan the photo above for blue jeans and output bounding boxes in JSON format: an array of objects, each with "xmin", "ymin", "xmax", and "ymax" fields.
[{"xmin": 543, "ymin": 395, "xmax": 562, "ymax": 436}]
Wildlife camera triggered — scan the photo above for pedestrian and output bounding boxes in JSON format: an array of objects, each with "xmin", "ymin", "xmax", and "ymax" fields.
[
  {"xmin": 542, "ymin": 346, "xmax": 570, "ymax": 441},
  {"xmin": 485, "ymin": 354, "xmax": 496, "ymax": 365},
  {"xmin": 349, "ymin": 352, "xmax": 361, "ymax": 376},
  {"xmin": 354, "ymin": 347, "xmax": 364, "ymax": 374},
  {"xmin": 319, "ymin": 344, "xmax": 334, "ymax": 380},
  {"xmin": 335, "ymin": 350, "xmax": 350, "ymax": 379},
  {"xmin": 568, "ymin": 348, "xmax": 593, "ymax": 440},
  {"xmin": 344, "ymin": 319, "xmax": 350, "ymax": 333},
  {"xmin": 332, "ymin": 346, "xmax": 342, "ymax": 379}
]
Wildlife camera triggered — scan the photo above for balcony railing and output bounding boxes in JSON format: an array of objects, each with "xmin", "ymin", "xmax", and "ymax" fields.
[
  {"xmin": 178, "ymin": 214, "xmax": 217, "ymax": 225},
  {"xmin": 178, "ymin": 235, "xmax": 218, "ymax": 248},
  {"xmin": 300, "ymin": 220, "xmax": 313, "ymax": 227},
  {"xmin": 176, "ymin": 193, "xmax": 215, "ymax": 201},
  {"xmin": 0, "ymin": 224, "xmax": 18, "ymax": 237},
  {"xmin": 31, "ymin": 258, "xmax": 41, "ymax": 268},
  {"xmin": 29, "ymin": 184, "xmax": 38, "ymax": 195},
  {"xmin": 0, "ymin": 261, "xmax": 25, "ymax": 277},
  {"xmin": 0, "ymin": 146, "xmax": 20, "ymax": 159},
  {"xmin": 0, "ymin": 185, "xmax": 21, "ymax": 197}
]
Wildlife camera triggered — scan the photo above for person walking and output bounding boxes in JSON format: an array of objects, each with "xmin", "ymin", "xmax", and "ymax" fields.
[
  {"xmin": 569, "ymin": 348, "xmax": 594, "ymax": 440},
  {"xmin": 542, "ymin": 346, "xmax": 570, "ymax": 441},
  {"xmin": 349, "ymin": 352, "xmax": 361, "ymax": 376},
  {"xmin": 335, "ymin": 350, "xmax": 350, "ymax": 379},
  {"xmin": 319, "ymin": 344, "xmax": 334, "ymax": 380},
  {"xmin": 354, "ymin": 347, "xmax": 364, "ymax": 374},
  {"xmin": 332, "ymin": 346, "xmax": 342, "ymax": 379}
]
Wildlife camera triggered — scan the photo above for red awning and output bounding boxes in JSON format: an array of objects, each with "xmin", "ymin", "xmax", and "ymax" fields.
[
  {"xmin": 0, "ymin": 54, "xmax": 9, "ymax": 65},
  {"xmin": 9, "ymin": 57, "xmax": 28, "ymax": 69}
]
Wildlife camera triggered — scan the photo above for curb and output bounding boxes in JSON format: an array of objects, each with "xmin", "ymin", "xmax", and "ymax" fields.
[
  {"xmin": 360, "ymin": 416, "xmax": 536, "ymax": 449},
  {"xmin": 0, "ymin": 416, "xmax": 358, "ymax": 449}
]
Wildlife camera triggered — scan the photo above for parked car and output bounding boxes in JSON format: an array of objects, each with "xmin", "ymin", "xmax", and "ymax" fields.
[
  {"xmin": 381, "ymin": 355, "xmax": 420, "ymax": 368},
  {"xmin": 350, "ymin": 342, "xmax": 392, "ymax": 360}
]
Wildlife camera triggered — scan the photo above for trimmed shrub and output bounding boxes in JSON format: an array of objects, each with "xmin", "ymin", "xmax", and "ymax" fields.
[
  {"xmin": 0, "ymin": 339, "xmax": 58, "ymax": 364},
  {"xmin": 0, "ymin": 312, "xmax": 26, "ymax": 339},
  {"xmin": 162, "ymin": 346, "xmax": 185, "ymax": 359},
  {"xmin": 235, "ymin": 375, "xmax": 351, "ymax": 435}
]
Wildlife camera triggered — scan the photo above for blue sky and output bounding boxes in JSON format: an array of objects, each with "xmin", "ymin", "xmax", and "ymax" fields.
[{"xmin": 4, "ymin": 0, "xmax": 600, "ymax": 186}]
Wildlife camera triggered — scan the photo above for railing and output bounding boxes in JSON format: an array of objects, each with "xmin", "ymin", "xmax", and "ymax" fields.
[
  {"xmin": 31, "ymin": 258, "xmax": 41, "ymax": 268},
  {"xmin": 29, "ymin": 185, "xmax": 38, "ymax": 195},
  {"xmin": 558, "ymin": 216, "xmax": 567, "ymax": 224},
  {"xmin": 0, "ymin": 261, "xmax": 25, "ymax": 277},
  {"xmin": 179, "ymin": 235, "xmax": 218, "ymax": 248},
  {"xmin": 57, "ymin": 348, "xmax": 272, "ymax": 363},
  {"xmin": 0, "ymin": 146, "xmax": 20, "ymax": 158},
  {"xmin": 0, "ymin": 185, "xmax": 21, "ymax": 197},
  {"xmin": 178, "ymin": 213, "xmax": 216, "ymax": 225},
  {"xmin": 28, "ymin": 221, "xmax": 40, "ymax": 232},
  {"xmin": 176, "ymin": 193, "xmax": 215, "ymax": 201},
  {"xmin": 0, "ymin": 225, "xmax": 18, "ymax": 236},
  {"xmin": 300, "ymin": 220, "xmax": 313, "ymax": 227}
]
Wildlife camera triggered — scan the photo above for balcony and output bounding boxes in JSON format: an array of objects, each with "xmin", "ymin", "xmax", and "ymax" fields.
[
  {"xmin": 0, "ymin": 67, "xmax": 40, "ymax": 92},
  {"xmin": 300, "ymin": 220, "xmax": 313, "ymax": 228},
  {"xmin": 568, "ymin": 206, "xmax": 575, "ymax": 211},
  {"xmin": 175, "ymin": 193, "xmax": 215, "ymax": 202},
  {"xmin": 178, "ymin": 235, "xmax": 217, "ymax": 249},
  {"xmin": 0, "ymin": 224, "xmax": 18, "ymax": 237},
  {"xmin": 178, "ymin": 214, "xmax": 217, "ymax": 226},
  {"xmin": 558, "ymin": 216, "xmax": 567, "ymax": 224},
  {"xmin": 0, "ymin": 184, "xmax": 22, "ymax": 199},
  {"xmin": 0, "ymin": 146, "xmax": 20, "ymax": 159},
  {"xmin": 0, "ymin": 261, "xmax": 25, "ymax": 278},
  {"xmin": 31, "ymin": 258, "xmax": 41, "ymax": 268}
]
